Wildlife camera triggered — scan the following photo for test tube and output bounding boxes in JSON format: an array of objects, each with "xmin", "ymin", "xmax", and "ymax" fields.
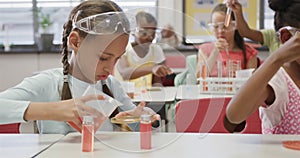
[
  {"xmin": 217, "ymin": 61, "xmax": 223, "ymax": 91},
  {"xmin": 140, "ymin": 114, "xmax": 152, "ymax": 149},
  {"xmin": 224, "ymin": 7, "xmax": 232, "ymax": 27},
  {"xmin": 82, "ymin": 116, "xmax": 94, "ymax": 152},
  {"xmin": 226, "ymin": 60, "xmax": 233, "ymax": 92},
  {"xmin": 217, "ymin": 61, "xmax": 223, "ymax": 78},
  {"xmin": 201, "ymin": 64, "xmax": 208, "ymax": 91}
]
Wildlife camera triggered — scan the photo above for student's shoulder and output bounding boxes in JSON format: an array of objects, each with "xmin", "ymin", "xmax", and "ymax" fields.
[
  {"xmin": 195, "ymin": 42, "xmax": 214, "ymax": 50},
  {"xmin": 39, "ymin": 68, "xmax": 62, "ymax": 75},
  {"xmin": 106, "ymin": 75, "xmax": 123, "ymax": 89},
  {"xmin": 150, "ymin": 43, "xmax": 163, "ymax": 51},
  {"xmin": 244, "ymin": 43, "xmax": 258, "ymax": 54},
  {"xmin": 36, "ymin": 68, "xmax": 63, "ymax": 80},
  {"xmin": 261, "ymin": 29, "xmax": 276, "ymax": 36}
]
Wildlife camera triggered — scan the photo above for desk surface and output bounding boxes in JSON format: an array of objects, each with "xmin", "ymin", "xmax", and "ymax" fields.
[
  {"xmin": 176, "ymin": 85, "xmax": 234, "ymax": 100},
  {"xmin": 132, "ymin": 87, "xmax": 177, "ymax": 103},
  {"xmin": 0, "ymin": 134, "xmax": 63, "ymax": 158},
  {"xmin": 38, "ymin": 132, "xmax": 300, "ymax": 158}
]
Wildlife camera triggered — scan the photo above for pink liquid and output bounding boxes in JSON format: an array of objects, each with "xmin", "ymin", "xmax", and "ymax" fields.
[
  {"xmin": 82, "ymin": 124, "xmax": 94, "ymax": 152},
  {"xmin": 67, "ymin": 117, "xmax": 82, "ymax": 133},
  {"xmin": 224, "ymin": 8, "xmax": 232, "ymax": 27},
  {"xmin": 140, "ymin": 122, "xmax": 152, "ymax": 149}
]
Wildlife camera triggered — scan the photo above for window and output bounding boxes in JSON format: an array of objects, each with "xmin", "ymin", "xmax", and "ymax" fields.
[
  {"xmin": 36, "ymin": 0, "xmax": 81, "ymax": 44},
  {"xmin": 263, "ymin": 0, "xmax": 275, "ymax": 30},
  {"xmin": 0, "ymin": 0, "xmax": 33, "ymax": 45},
  {"xmin": 0, "ymin": 0, "xmax": 81, "ymax": 46},
  {"xmin": 0, "ymin": 0, "xmax": 157, "ymax": 46}
]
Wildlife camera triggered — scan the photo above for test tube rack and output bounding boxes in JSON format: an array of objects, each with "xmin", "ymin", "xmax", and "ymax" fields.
[{"xmin": 197, "ymin": 77, "xmax": 249, "ymax": 94}]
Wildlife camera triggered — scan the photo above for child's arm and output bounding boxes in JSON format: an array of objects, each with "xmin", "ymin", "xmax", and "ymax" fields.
[
  {"xmin": 229, "ymin": 0, "xmax": 264, "ymax": 44},
  {"xmin": 117, "ymin": 55, "xmax": 153, "ymax": 80},
  {"xmin": 24, "ymin": 95, "xmax": 105, "ymax": 130},
  {"xmin": 226, "ymin": 33, "xmax": 300, "ymax": 125}
]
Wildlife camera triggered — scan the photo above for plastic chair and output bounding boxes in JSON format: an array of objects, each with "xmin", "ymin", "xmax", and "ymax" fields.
[
  {"xmin": 0, "ymin": 123, "xmax": 20, "ymax": 133},
  {"xmin": 175, "ymin": 97, "xmax": 261, "ymax": 134},
  {"xmin": 164, "ymin": 54, "xmax": 186, "ymax": 69}
]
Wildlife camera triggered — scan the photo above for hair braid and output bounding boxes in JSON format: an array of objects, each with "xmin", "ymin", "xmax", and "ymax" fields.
[
  {"xmin": 61, "ymin": 20, "xmax": 73, "ymax": 100},
  {"xmin": 59, "ymin": 0, "xmax": 124, "ymax": 101}
]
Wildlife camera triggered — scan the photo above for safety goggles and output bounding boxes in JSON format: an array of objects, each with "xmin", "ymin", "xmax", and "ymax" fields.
[
  {"xmin": 135, "ymin": 27, "xmax": 158, "ymax": 38},
  {"xmin": 72, "ymin": 11, "xmax": 137, "ymax": 35},
  {"xmin": 277, "ymin": 26, "xmax": 300, "ymax": 37},
  {"xmin": 208, "ymin": 21, "xmax": 236, "ymax": 32}
]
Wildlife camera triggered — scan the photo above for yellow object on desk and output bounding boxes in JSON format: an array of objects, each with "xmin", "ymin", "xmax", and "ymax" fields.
[{"xmin": 110, "ymin": 116, "xmax": 140, "ymax": 132}]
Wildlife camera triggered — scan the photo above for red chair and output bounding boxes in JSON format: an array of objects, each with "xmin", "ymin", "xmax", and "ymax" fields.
[
  {"xmin": 175, "ymin": 97, "xmax": 261, "ymax": 134},
  {"xmin": 162, "ymin": 54, "xmax": 186, "ymax": 86},
  {"xmin": 0, "ymin": 123, "xmax": 20, "ymax": 134},
  {"xmin": 164, "ymin": 54, "xmax": 186, "ymax": 69}
]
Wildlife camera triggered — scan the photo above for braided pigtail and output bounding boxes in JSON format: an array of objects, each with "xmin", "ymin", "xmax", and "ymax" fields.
[{"xmin": 61, "ymin": 20, "xmax": 73, "ymax": 100}]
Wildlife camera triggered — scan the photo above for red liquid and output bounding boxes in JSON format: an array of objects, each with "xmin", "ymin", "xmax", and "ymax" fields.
[
  {"xmin": 202, "ymin": 65, "xmax": 208, "ymax": 91},
  {"xmin": 82, "ymin": 124, "xmax": 94, "ymax": 152},
  {"xmin": 67, "ymin": 121, "xmax": 82, "ymax": 133},
  {"xmin": 140, "ymin": 122, "xmax": 152, "ymax": 149},
  {"xmin": 224, "ymin": 8, "xmax": 232, "ymax": 27}
]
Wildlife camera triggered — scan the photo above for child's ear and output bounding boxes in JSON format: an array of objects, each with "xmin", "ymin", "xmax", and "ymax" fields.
[
  {"xmin": 279, "ymin": 28, "xmax": 293, "ymax": 44},
  {"xmin": 68, "ymin": 31, "xmax": 81, "ymax": 51}
]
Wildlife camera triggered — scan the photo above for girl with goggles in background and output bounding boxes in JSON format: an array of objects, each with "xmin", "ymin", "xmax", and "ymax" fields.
[
  {"xmin": 116, "ymin": 11, "xmax": 172, "ymax": 88},
  {"xmin": 0, "ymin": 0, "xmax": 159, "ymax": 134},
  {"xmin": 196, "ymin": 3, "xmax": 258, "ymax": 78}
]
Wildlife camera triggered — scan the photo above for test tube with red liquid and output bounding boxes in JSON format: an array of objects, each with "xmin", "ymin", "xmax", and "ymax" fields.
[
  {"xmin": 82, "ymin": 116, "xmax": 94, "ymax": 152},
  {"xmin": 224, "ymin": 0, "xmax": 232, "ymax": 27},
  {"xmin": 140, "ymin": 114, "xmax": 152, "ymax": 150}
]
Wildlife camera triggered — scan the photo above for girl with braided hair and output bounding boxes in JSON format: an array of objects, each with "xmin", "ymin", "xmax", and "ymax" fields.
[{"xmin": 0, "ymin": 0, "xmax": 159, "ymax": 134}]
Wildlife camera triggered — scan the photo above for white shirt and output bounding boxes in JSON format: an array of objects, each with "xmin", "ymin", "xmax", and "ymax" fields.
[
  {"xmin": 0, "ymin": 68, "xmax": 136, "ymax": 134},
  {"xmin": 125, "ymin": 43, "xmax": 165, "ymax": 66},
  {"xmin": 259, "ymin": 68, "xmax": 290, "ymax": 131}
]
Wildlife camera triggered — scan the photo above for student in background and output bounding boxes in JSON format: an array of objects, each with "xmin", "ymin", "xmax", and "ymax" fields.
[
  {"xmin": 225, "ymin": 0, "xmax": 300, "ymax": 134},
  {"xmin": 228, "ymin": 0, "xmax": 280, "ymax": 53},
  {"xmin": 196, "ymin": 3, "xmax": 258, "ymax": 78},
  {"xmin": 116, "ymin": 11, "xmax": 172, "ymax": 88},
  {"xmin": 0, "ymin": 0, "xmax": 159, "ymax": 134}
]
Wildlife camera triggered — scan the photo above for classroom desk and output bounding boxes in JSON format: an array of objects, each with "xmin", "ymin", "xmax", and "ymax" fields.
[
  {"xmin": 132, "ymin": 87, "xmax": 177, "ymax": 103},
  {"xmin": 176, "ymin": 85, "xmax": 234, "ymax": 100},
  {"xmin": 132, "ymin": 87, "xmax": 178, "ymax": 132},
  {"xmin": 37, "ymin": 132, "xmax": 300, "ymax": 158},
  {"xmin": 0, "ymin": 134, "xmax": 64, "ymax": 158}
]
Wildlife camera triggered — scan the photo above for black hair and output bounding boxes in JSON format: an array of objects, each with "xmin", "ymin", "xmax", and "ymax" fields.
[{"xmin": 269, "ymin": 0, "xmax": 300, "ymax": 31}]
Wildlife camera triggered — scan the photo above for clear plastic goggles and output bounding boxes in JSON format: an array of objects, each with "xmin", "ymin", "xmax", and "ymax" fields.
[
  {"xmin": 72, "ymin": 11, "xmax": 137, "ymax": 35},
  {"xmin": 208, "ymin": 21, "xmax": 236, "ymax": 32},
  {"xmin": 135, "ymin": 28, "xmax": 158, "ymax": 38}
]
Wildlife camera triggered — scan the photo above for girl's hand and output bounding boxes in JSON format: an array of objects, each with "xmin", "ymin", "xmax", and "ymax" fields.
[
  {"xmin": 215, "ymin": 38, "xmax": 229, "ymax": 52},
  {"xmin": 227, "ymin": 0, "xmax": 243, "ymax": 14},
  {"xmin": 115, "ymin": 102, "xmax": 161, "ymax": 122},
  {"xmin": 62, "ymin": 94, "xmax": 106, "ymax": 132},
  {"xmin": 274, "ymin": 31, "xmax": 300, "ymax": 64},
  {"xmin": 152, "ymin": 65, "xmax": 173, "ymax": 77}
]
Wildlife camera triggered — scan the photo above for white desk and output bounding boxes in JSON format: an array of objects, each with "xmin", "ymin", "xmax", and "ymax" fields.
[
  {"xmin": 132, "ymin": 87, "xmax": 177, "ymax": 103},
  {"xmin": 38, "ymin": 132, "xmax": 300, "ymax": 158},
  {"xmin": 176, "ymin": 85, "xmax": 234, "ymax": 100},
  {"xmin": 132, "ymin": 87, "xmax": 178, "ymax": 132},
  {"xmin": 0, "ymin": 134, "xmax": 64, "ymax": 158}
]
